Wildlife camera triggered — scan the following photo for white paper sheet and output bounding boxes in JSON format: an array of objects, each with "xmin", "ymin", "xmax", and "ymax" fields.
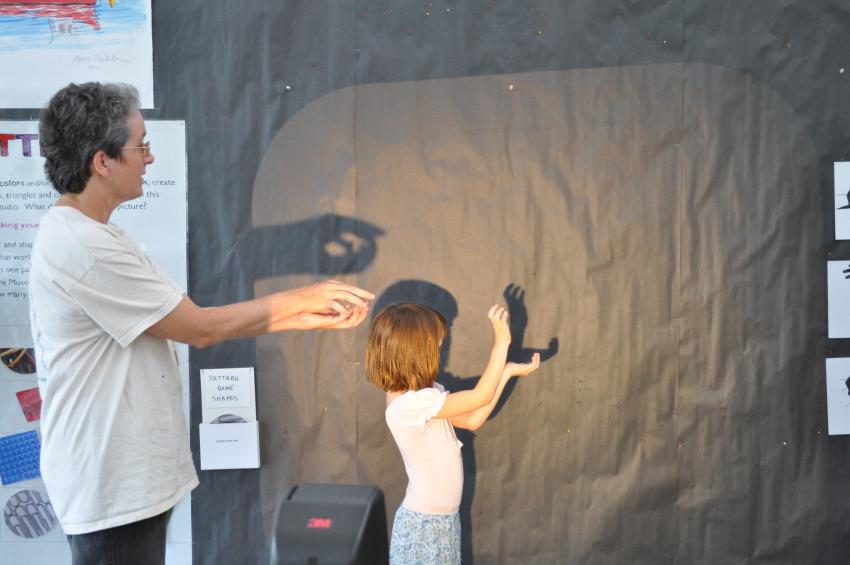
[{"xmin": 0, "ymin": 0, "xmax": 153, "ymax": 109}]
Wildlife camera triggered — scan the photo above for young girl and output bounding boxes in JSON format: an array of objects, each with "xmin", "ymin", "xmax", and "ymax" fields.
[{"xmin": 365, "ymin": 303, "xmax": 540, "ymax": 564}]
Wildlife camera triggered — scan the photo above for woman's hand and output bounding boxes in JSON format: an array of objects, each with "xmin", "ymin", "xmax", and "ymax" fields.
[
  {"xmin": 293, "ymin": 280, "xmax": 374, "ymax": 316},
  {"xmin": 488, "ymin": 304, "xmax": 511, "ymax": 345},
  {"xmin": 280, "ymin": 280, "xmax": 373, "ymax": 330},
  {"xmin": 290, "ymin": 304, "xmax": 370, "ymax": 330}
]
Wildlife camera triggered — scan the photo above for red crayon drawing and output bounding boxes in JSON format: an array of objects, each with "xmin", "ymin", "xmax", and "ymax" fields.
[{"xmin": 0, "ymin": 0, "xmax": 115, "ymax": 32}]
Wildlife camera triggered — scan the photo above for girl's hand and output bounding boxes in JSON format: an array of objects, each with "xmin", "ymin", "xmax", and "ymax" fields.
[
  {"xmin": 505, "ymin": 352, "xmax": 540, "ymax": 377},
  {"xmin": 488, "ymin": 304, "xmax": 511, "ymax": 345}
]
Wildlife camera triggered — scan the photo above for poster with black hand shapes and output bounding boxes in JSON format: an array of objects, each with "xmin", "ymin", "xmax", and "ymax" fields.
[
  {"xmin": 825, "ymin": 357, "xmax": 850, "ymax": 435},
  {"xmin": 827, "ymin": 261, "xmax": 850, "ymax": 338},
  {"xmin": 834, "ymin": 162, "xmax": 850, "ymax": 240}
]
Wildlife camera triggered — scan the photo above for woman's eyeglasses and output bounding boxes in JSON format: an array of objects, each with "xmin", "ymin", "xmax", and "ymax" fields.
[{"xmin": 121, "ymin": 141, "xmax": 151, "ymax": 156}]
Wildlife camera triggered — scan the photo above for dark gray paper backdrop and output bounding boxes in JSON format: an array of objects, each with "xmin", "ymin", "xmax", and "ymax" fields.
[
  {"xmin": 250, "ymin": 63, "xmax": 821, "ymax": 564},
  {"xmin": 5, "ymin": 1, "xmax": 850, "ymax": 564}
]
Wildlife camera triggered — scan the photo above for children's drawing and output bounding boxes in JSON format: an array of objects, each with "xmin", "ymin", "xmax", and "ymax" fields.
[
  {"xmin": 0, "ymin": 0, "xmax": 101, "ymax": 34},
  {"xmin": 0, "ymin": 0, "xmax": 153, "ymax": 109}
]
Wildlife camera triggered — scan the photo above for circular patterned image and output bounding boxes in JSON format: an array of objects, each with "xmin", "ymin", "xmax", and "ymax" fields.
[
  {"xmin": 4, "ymin": 490, "xmax": 57, "ymax": 538},
  {"xmin": 0, "ymin": 348, "xmax": 36, "ymax": 375},
  {"xmin": 210, "ymin": 413, "xmax": 247, "ymax": 424}
]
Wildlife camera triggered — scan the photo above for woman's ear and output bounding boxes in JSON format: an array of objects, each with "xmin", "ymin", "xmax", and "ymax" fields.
[{"xmin": 90, "ymin": 149, "xmax": 110, "ymax": 177}]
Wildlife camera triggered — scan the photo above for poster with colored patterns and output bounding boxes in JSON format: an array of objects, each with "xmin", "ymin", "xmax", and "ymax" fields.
[{"xmin": 0, "ymin": 121, "xmax": 190, "ymax": 564}]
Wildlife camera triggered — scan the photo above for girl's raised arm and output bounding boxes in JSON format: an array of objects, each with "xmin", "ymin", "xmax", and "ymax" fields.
[
  {"xmin": 434, "ymin": 304, "xmax": 511, "ymax": 419},
  {"xmin": 450, "ymin": 353, "xmax": 540, "ymax": 430}
]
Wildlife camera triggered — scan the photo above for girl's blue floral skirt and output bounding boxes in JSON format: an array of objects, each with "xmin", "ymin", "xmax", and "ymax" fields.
[{"xmin": 389, "ymin": 506, "xmax": 461, "ymax": 565}]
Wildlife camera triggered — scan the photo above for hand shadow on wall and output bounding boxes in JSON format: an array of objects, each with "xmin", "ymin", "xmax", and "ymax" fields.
[
  {"xmin": 373, "ymin": 280, "xmax": 558, "ymax": 564},
  {"xmin": 231, "ymin": 213, "xmax": 385, "ymax": 281}
]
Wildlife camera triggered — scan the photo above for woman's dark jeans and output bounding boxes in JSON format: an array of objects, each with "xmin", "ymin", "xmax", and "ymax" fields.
[{"xmin": 66, "ymin": 509, "xmax": 171, "ymax": 565}]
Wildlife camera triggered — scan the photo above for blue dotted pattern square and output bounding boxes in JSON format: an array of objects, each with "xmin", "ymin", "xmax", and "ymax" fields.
[{"xmin": 0, "ymin": 430, "xmax": 41, "ymax": 485}]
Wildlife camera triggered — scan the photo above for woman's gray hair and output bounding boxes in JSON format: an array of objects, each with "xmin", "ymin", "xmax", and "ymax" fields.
[{"xmin": 39, "ymin": 82, "xmax": 140, "ymax": 195}]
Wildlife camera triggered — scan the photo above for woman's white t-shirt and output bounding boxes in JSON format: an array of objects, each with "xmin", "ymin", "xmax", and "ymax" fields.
[
  {"xmin": 28, "ymin": 206, "xmax": 198, "ymax": 534},
  {"xmin": 385, "ymin": 383, "xmax": 463, "ymax": 515}
]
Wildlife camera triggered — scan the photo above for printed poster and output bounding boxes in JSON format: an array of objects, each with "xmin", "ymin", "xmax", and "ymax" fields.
[{"xmin": 0, "ymin": 120, "xmax": 190, "ymax": 564}]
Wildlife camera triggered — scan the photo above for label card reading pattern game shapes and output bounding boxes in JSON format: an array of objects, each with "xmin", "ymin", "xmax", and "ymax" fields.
[{"xmin": 200, "ymin": 367, "xmax": 256, "ymax": 424}]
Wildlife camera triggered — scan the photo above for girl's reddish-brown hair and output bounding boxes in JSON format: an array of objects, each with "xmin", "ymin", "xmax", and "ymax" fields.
[{"xmin": 365, "ymin": 303, "xmax": 447, "ymax": 392}]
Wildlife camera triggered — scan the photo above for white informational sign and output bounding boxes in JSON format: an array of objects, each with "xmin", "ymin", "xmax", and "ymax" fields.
[
  {"xmin": 0, "ymin": 0, "xmax": 154, "ymax": 109},
  {"xmin": 825, "ymin": 357, "xmax": 850, "ymax": 435},
  {"xmin": 0, "ymin": 120, "xmax": 191, "ymax": 564},
  {"xmin": 199, "ymin": 368, "xmax": 259, "ymax": 471},
  {"xmin": 0, "ymin": 121, "xmax": 188, "ymax": 345},
  {"xmin": 835, "ymin": 162, "xmax": 850, "ymax": 240},
  {"xmin": 827, "ymin": 261, "xmax": 850, "ymax": 339},
  {"xmin": 199, "ymin": 421, "xmax": 260, "ymax": 471}
]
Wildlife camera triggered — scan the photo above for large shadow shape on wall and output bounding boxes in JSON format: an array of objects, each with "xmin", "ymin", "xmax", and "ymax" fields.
[
  {"xmin": 229, "ymin": 214, "xmax": 384, "ymax": 280},
  {"xmin": 222, "ymin": 64, "xmax": 825, "ymax": 565},
  {"xmin": 371, "ymin": 280, "xmax": 558, "ymax": 563}
]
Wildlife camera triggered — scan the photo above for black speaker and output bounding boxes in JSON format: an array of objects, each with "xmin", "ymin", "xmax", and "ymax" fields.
[{"xmin": 270, "ymin": 483, "xmax": 389, "ymax": 565}]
